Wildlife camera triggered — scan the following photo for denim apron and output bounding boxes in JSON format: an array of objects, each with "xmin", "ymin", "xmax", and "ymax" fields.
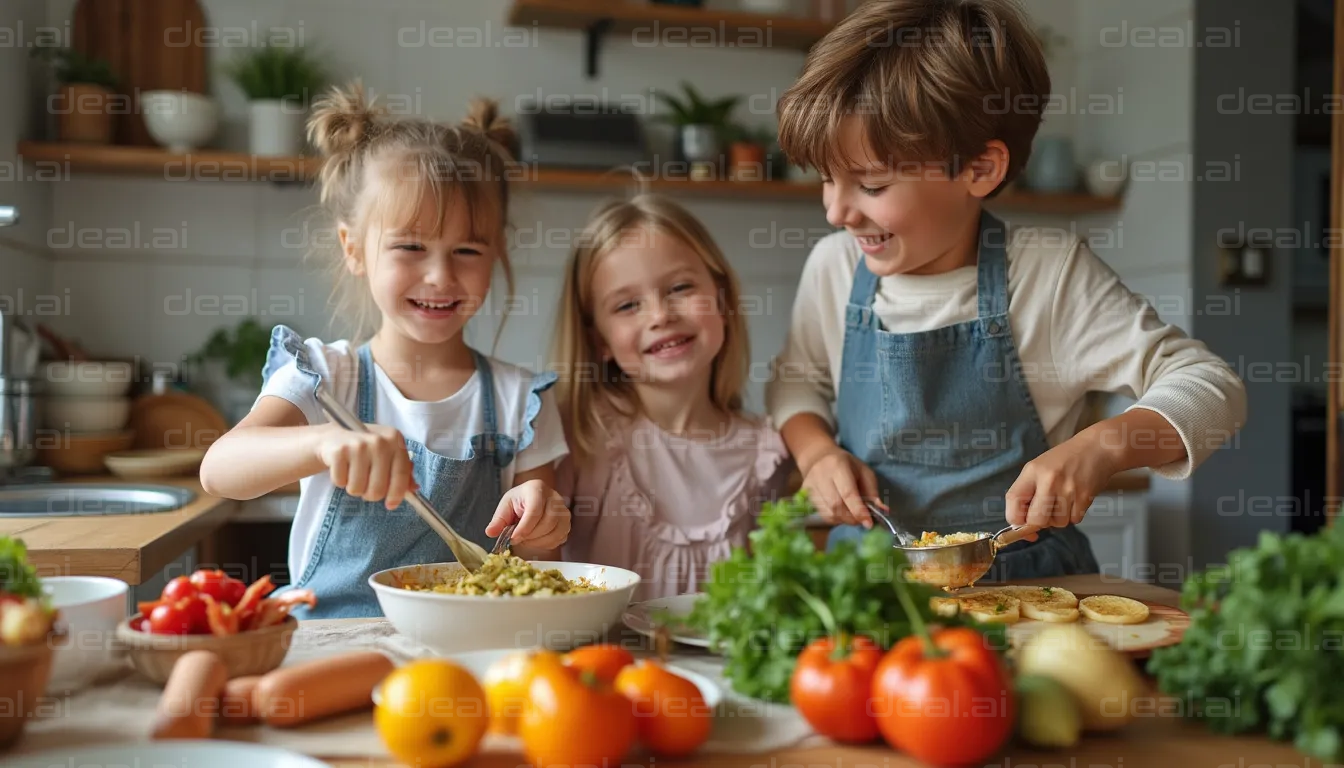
[
  {"xmin": 827, "ymin": 212, "xmax": 1099, "ymax": 580},
  {"xmin": 263, "ymin": 326, "xmax": 514, "ymax": 618}
]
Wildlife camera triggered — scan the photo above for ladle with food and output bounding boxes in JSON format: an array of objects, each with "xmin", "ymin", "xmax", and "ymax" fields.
[{"xmin": 895, "ymin": 524, "xmax": 1041, "ymax": 591}]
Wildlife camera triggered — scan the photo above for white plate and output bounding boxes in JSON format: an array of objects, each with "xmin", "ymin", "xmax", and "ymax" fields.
[
  {"xmin": 622, "ymin": 594, "xmax": 712, "ymax": 649},
  {"xmin": 3, "ymin": 741, "xmax": 327, "ymax": 768},
  {"xmin": 445, "ymin": 647, "xmax": 723, "ymax": 711}
]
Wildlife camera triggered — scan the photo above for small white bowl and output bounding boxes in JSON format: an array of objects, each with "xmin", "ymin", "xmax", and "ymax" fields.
[
  {"xmin": 104, "ymin": 448, "xmax": 205, "ymax": 479},
  {"xmin": 141, "ymin": 90, "xmax": 218, "ymax": 153},
  {"xmin": 43, "ymin": 396, "xmax": 130, "ymax": 433},
  {"xmin": 42, "ymin": 576, "xmax": 128, "ymax": 692},
  {"xmin": 1085, "ymin": 159, "xmax": 1128, "ymax": 198},
  {"xmin": 41, "ymin": 361, "xmax": 134, "ymax": 398},
  {"xmin": 370, "ymin": 561, "xmax": 640, "ymax": 654}
]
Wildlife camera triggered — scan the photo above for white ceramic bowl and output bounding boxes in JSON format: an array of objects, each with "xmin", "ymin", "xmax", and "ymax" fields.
[
  {"xmin": 104, "ymin": 448, "xmax": 206, "ymax": 479},
  {"xmin": 41, "ymin": 361, "xmax": 134, "ymax": 398},
  {"xmin": 370, "ymin": 561, "xmax": 641, "ymax": 653},
  {"xmin": 141, "ymin": 90, "xmax": 218, "ymax": 153},
  {"xmin": 42, "ymin": 576, "xmax": 128, "ymax": 692},
  {"xmin": 43, "ymin": 396, "xmax": 130, "ymax": 433}
]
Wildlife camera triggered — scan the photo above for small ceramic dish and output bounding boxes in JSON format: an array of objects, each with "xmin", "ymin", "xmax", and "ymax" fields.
[
  {"xmin": 114, "ymin": 615, "xmax": 297, "ymax": 684},
  {"xmin": 103, "ymin": 448, "xmax": 206, "ymax": 479}
]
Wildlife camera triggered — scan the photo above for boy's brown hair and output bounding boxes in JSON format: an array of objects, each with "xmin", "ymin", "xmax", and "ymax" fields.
[{"xmin": 778, "ymin": 0, "xmax": 1050, "ymax": 193}]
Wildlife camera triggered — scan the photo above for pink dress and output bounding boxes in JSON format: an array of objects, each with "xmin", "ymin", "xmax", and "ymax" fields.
[{"xmin": 558, "ymin": 411, "xmax": 793, "ymax": 601}]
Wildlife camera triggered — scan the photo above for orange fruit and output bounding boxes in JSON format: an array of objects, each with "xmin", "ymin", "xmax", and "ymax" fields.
[
  {"xmin": 481, "ymin": 650, "xmax": 558, "ymax": 735},
  {"xmin": 374, "ymin": 659, "xmax": 488, "ymax": 768},
  {"xmin": 615, "ymin": 660, "xmax": 713, "ymax": 757}
]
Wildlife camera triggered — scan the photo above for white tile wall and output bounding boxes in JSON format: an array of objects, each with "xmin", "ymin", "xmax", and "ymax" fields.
[{"xmin": 0, "ymin": 0, "xmax": 54, "ymax": 308}]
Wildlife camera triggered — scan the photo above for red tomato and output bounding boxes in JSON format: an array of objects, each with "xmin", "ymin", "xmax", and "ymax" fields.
[
  {"xmin": 190, "ymin": 570, "xmax": 228, "ymax": 601},
  {"xmin": 562, "ymin": 644, "xmax": 635, "ymax": 683},
  {"xmin": 871, "ymin": 627, "xmax": 1014, "ymax": 767},
  {"xmin": 181, "ymin": 597, "xmax": 209, "ymax": 634},
  {"xmin": 220, "ymin": 577, "xmax": 246, "ymax": 607},
  {"xmin": 790, "ymin": 634, "xmax": 883, "ymax": 743},
  {"xmin": 148, "ymin": 601, "xmax": 194, "ymax": 635},
  {"xmin": 161, "ymin": 576, "xmax": 197, "ymax": 603}
]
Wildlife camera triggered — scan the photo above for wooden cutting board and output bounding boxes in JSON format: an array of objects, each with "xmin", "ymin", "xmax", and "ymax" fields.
[{"xmin": 72, "ymin": 0, "xmax": 208, "ymax": 146}]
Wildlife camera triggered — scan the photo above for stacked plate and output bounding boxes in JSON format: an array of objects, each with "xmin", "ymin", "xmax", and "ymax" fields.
[{"xmin": 38, "ymin": 361, "xmax": 135, "ymax": 475}]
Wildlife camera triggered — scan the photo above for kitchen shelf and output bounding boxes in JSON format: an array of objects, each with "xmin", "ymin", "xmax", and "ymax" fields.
[
  {"xmin": 16, "ymin": 142, "xmax": 1125, "ymax": 213},
  {"xmin": 506, "ymin": 0, "xmax": 836, "ymax": 76}
]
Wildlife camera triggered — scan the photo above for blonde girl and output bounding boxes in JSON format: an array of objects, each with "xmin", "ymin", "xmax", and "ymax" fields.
[
  {"xmin": 201, "ymin": 83, "xmax": 571, "ymax": 618},
  {"xmin": 553, "ymin": 194, "xmax": 792, "ymax": 600}
]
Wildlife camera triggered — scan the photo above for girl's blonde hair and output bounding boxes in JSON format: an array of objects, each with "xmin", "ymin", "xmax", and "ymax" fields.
[
  {"xmin": 552, "ymin": 194, "xmax": 749, "ymax": 462},
  {"xmin": 307, "ymin": 81, "xmax": 519, "ymax": 341}
]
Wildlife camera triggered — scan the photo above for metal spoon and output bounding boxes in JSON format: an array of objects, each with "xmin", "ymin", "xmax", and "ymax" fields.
[
  {"xmin": 314, "ymin": 384, "xmax": 490, "ymax": 572},
  {"xmin": 865, "ymin": 502, "xmax": 918, "ymax": 547}
]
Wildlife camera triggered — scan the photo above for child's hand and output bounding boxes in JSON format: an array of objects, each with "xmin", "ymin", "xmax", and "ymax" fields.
[
  {"xmin": 801, "ymin": 447, "xmax": 887, "ymax": 527},
  {"xmin": 1005, "ymin": 434, "xmax": 1119, "ymax": 530},
  {"xmin": 487, "ymin": 479, "xmax": 571, "ymax": 551},
  {"xmin": 313, "ymin": 424, "xmax": 419, "ymax": 511}
]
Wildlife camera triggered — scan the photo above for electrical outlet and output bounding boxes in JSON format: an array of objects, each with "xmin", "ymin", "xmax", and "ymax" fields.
[{"xmin": 1218, "ymin": 242, "xmax": 1271, "ymax": 287}]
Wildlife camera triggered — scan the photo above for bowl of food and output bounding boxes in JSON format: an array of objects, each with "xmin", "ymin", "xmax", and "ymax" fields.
[
  {"xmin": 115, "ymin": 569, "xmax": 315, "ymax": 684},
  {"xmin": 0, "ymin": 538, "xmax": 63, "ymax": 748},
  {"xmin": 369, "ymin": 554, "xmax": 640, "ymax": 653}
]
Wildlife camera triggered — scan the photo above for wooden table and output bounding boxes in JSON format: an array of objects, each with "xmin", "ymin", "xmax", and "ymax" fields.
[
  {"xmin": 0, "ymin": 477, "xmax": 234, "ymax": 584},
  {"xmin": 310, "ymin": 575, "xmax": 1302, "ymax": 768}
]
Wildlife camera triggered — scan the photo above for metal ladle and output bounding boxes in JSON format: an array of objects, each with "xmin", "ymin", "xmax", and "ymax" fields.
[
  {"xmin": 893, "ymin": 522, "xmax": 1040, "ymax": 591},
  {"xmin": 865, "ymin": 502, "xmax": 918, "ymax": 547}
]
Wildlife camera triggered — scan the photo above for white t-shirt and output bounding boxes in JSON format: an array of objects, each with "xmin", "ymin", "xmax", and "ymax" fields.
[
  {"xmin": 258, "ymin": 337, "xmax": 569, "ymax": 581},
  {"xmin": 766, "ymin": 228, "xmax": 1248, "ymax": 480}
]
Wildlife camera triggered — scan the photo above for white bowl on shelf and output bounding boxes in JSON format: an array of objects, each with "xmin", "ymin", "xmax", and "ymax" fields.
[
  {"xmin": 44, "ymin": 396, "xmax": 130, "ymax": 433},
  {"xmin": 141, "ymin": 90, "xmax": 218, "ymax": 153},
  {"xmin": 42, "ymin": 576, "xmax": 128, "ymax": 693},
  {"xmin": 369, "ymin": 561, "xmax": 640, "ymax": 653},
  {"xmin": 41, "ymin": 361, "xmax": 134, "ymax": 398}
]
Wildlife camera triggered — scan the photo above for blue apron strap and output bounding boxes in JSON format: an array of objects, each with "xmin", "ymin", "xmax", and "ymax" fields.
[
  {"xmin": 848, "ymin": 253, "xmax": 882, "ymax": 309},
  {"xmin": 471, "ymin": 350, "xmax": 499, "ymax": 451},
  {"xmin": 976, "ymin": 211, "xmax": 1010, "ymax": 320},
  {"xmin": 354, "ymin": 344, "xmax": 378, "ymax": 424}
]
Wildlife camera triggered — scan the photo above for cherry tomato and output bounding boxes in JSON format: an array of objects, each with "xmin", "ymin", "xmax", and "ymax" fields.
[
  {"xmin": 871, "ymin": 626, "xmax": 1014, "ymax": 767},
  {"xmin": 220, "ymin": 577, "xmax": 246, "ymax": 607},
  {"xmin": 190, "ymin": 570, "xmax": 229, "ymax": 602},
  {"xmin": 790, "ymin": 633, "xmax": 883, "ymax": 743},
  {"xmin": 563, "ymin": 644, "xmax": 635, "ymax": 683},
  {"xmin": 161, "ymin": 576, "xmax": 197, "ymax": 603},
  {"xmin": 148, "ymin": 601, "xmax": 194, "ymax": 635},
  {"xmin": 181, "ymin": 597, "xmax": 209, "ymax": 634}
]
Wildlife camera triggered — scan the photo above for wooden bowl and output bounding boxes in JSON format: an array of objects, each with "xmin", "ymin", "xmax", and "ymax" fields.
[
  {"xmin": 0, "ymin": 636, "xmax": 59, "ymax": 749},
  {"xmin": 38, "ymin": 430, "xmax": 135, "ymax": 476},
  {"xmin": 114, "ymin": 616, "xmax": 297, "ymax": 684}
]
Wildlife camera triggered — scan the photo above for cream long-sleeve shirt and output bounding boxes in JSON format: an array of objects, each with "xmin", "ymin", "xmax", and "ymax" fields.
[{"xmin": 766, "ymin": 228, "xmax": 1247, "ymax": 479}]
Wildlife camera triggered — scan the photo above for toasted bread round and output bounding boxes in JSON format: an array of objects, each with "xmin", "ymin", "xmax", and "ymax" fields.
[
  {"xmin": 1009, "ymin": 585, "xmax": 1081, "ymax": 623},
  {"xmin": 930, "ymin": 597, "xmax": 960, "ymax": 618},
  {"xmin": 958, "ymin": 591, "xmax": 1020, "ymax": 624},
  {"xmin": 1079, "ymin": 595, "xmax": 1150, "ymax": 625}
]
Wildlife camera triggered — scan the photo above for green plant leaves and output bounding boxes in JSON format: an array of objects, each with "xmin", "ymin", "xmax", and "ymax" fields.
[{"xmin": 223, "ymin": 33, "xmax": 325, "ymax": 102}]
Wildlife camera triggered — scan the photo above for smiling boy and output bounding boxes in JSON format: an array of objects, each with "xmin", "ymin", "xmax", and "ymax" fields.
[{"xmin": 766, "ymin": 0, "xmax": 1246, "ymax": 578}]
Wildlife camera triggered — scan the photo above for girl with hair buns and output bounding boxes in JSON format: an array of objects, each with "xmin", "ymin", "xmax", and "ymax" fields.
[{"xmin": 200, "ymin": 82, "xmax": 571, "ymax": 618}]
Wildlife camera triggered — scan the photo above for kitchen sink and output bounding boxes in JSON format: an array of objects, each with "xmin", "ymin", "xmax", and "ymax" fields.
[{"xmin": 0, "ymin": 484, "xmax": 196, "ymax": 517}]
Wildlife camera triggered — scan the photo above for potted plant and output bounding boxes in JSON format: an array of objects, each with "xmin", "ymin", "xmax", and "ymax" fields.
[
  {"xmin": 29, "ymin": 47, "xmax": 118, "ymax": 144},
  {"xmin": 724, "ymin": 124, "xmax": 779, "ymax": 182},
  {"xmin": 654, "ymin": 82, "xmax": 741, "ymax": 180},
  {"xmin": 223, "ymin": 33, "xmax": 325, "ymax": 157},
  {"xmin": 184, "ymin": 318, "xmax": 276, "ymax": 425}
]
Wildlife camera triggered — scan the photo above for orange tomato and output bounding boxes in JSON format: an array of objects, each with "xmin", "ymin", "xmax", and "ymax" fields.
[
  {"xmin": 614, "ymin": 660, "xmax": 713, "ymax": 758},
  {"xmin": 375, "ymin": 659, "xmax": 488, "ymax": 768},
  {"xmin": 520, "ymin": 660, "xmax": 637, "ymax": 767},
  {"xmin": 562, "ymin": 644, "xmax": 635, "ymax": 683},
  {"xmin": 481, "ymin": 650, "xmax": 556, "ymax": 735}
]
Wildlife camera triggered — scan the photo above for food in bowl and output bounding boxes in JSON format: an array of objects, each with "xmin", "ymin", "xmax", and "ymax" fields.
[
  {"xmin": 909, "ymin": 531, "xmax": 990, "ymax": 548},
  {"xmin": 402, "ymin": 554, "xmax": 604, "ymax": 597},
  {"xmin": 0, "ymin": 537, "xmax": 62, "ymax": 746},
  {"xmin": 133, "ymin": 569, "xmax": 316, "ymax": 636}
]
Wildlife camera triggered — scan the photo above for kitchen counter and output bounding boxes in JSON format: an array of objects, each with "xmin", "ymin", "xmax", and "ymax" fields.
[{"xmin": 0, "ymin": 476, "xmax": 235, "ymax": 585}]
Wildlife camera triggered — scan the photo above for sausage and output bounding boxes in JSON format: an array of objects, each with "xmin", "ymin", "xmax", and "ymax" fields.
[
  {"xmin": 253, "ymin": 651, "xmax": 395, "ymax": 728},
  {"xmin": 151, "ymin": 650, "xmax": 228, "ymax": 740},
  {"xmin": 219, "ymin": 675, "xmax": 262, "ymax": 727}
]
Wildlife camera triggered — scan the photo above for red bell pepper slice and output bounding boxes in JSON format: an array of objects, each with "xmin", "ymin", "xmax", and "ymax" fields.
[{"xmin": 199, "ymin": 594, "xmax": 239, "ymax": 636}]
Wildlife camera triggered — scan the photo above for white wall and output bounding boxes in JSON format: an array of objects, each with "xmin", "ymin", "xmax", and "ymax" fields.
[{"xmin": 0, "ymin": 0, "xmax": 53, "ymax": 312}]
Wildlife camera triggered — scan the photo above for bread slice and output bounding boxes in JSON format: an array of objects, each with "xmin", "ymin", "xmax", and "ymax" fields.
[
  {"xmin": 930, "ymin": 596, "xmax": 960, "ymax": 618},
  {"xmin": 1008, "ymin": 585, "xmax": 1080, "ymax": 623},
  {"xmin": 1079, "ymin": 595, "xmax": 1150, "ymax": 625},
  {"xmin": 957, "ymin": 591, "xmax": 1020, "ymax": 624}
]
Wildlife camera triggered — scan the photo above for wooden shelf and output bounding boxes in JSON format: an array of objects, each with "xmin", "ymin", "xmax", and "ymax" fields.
[
  {"xmin": 16, "ymin": 142, "xmax": 1125, "ymax": 212},
  {"xmin": 507, "ymin": 0, "xmax": 835, "ymax": 50}
]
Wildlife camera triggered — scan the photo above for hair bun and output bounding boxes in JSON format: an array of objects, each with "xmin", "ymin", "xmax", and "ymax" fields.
[
  {"xmin": 308, "ymin": 81, "xmax": 387, "ymax": 158},
  {"xmin": 461, "ymin": 97, "xmax": 519, "ymax": 160}
]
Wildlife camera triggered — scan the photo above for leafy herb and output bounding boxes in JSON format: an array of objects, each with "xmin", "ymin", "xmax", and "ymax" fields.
[
  {"xmin": 685, "ymin": 491, "xmax": 1005, "ymax": 703},
  {"xmin": 1042, "ymin": 587, "xmax": 1053, "ymax": 597},
  {"xmin": 1149, "ymin": 524, "xmax": 1344, "ymax": 761},
  {"xmin": 0, "ymin": 538, "xmax": 44, "ymax": 600},
  {"xmin": 995, "ymin": 600, "xmax": 1007, "ymax": 613}
]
